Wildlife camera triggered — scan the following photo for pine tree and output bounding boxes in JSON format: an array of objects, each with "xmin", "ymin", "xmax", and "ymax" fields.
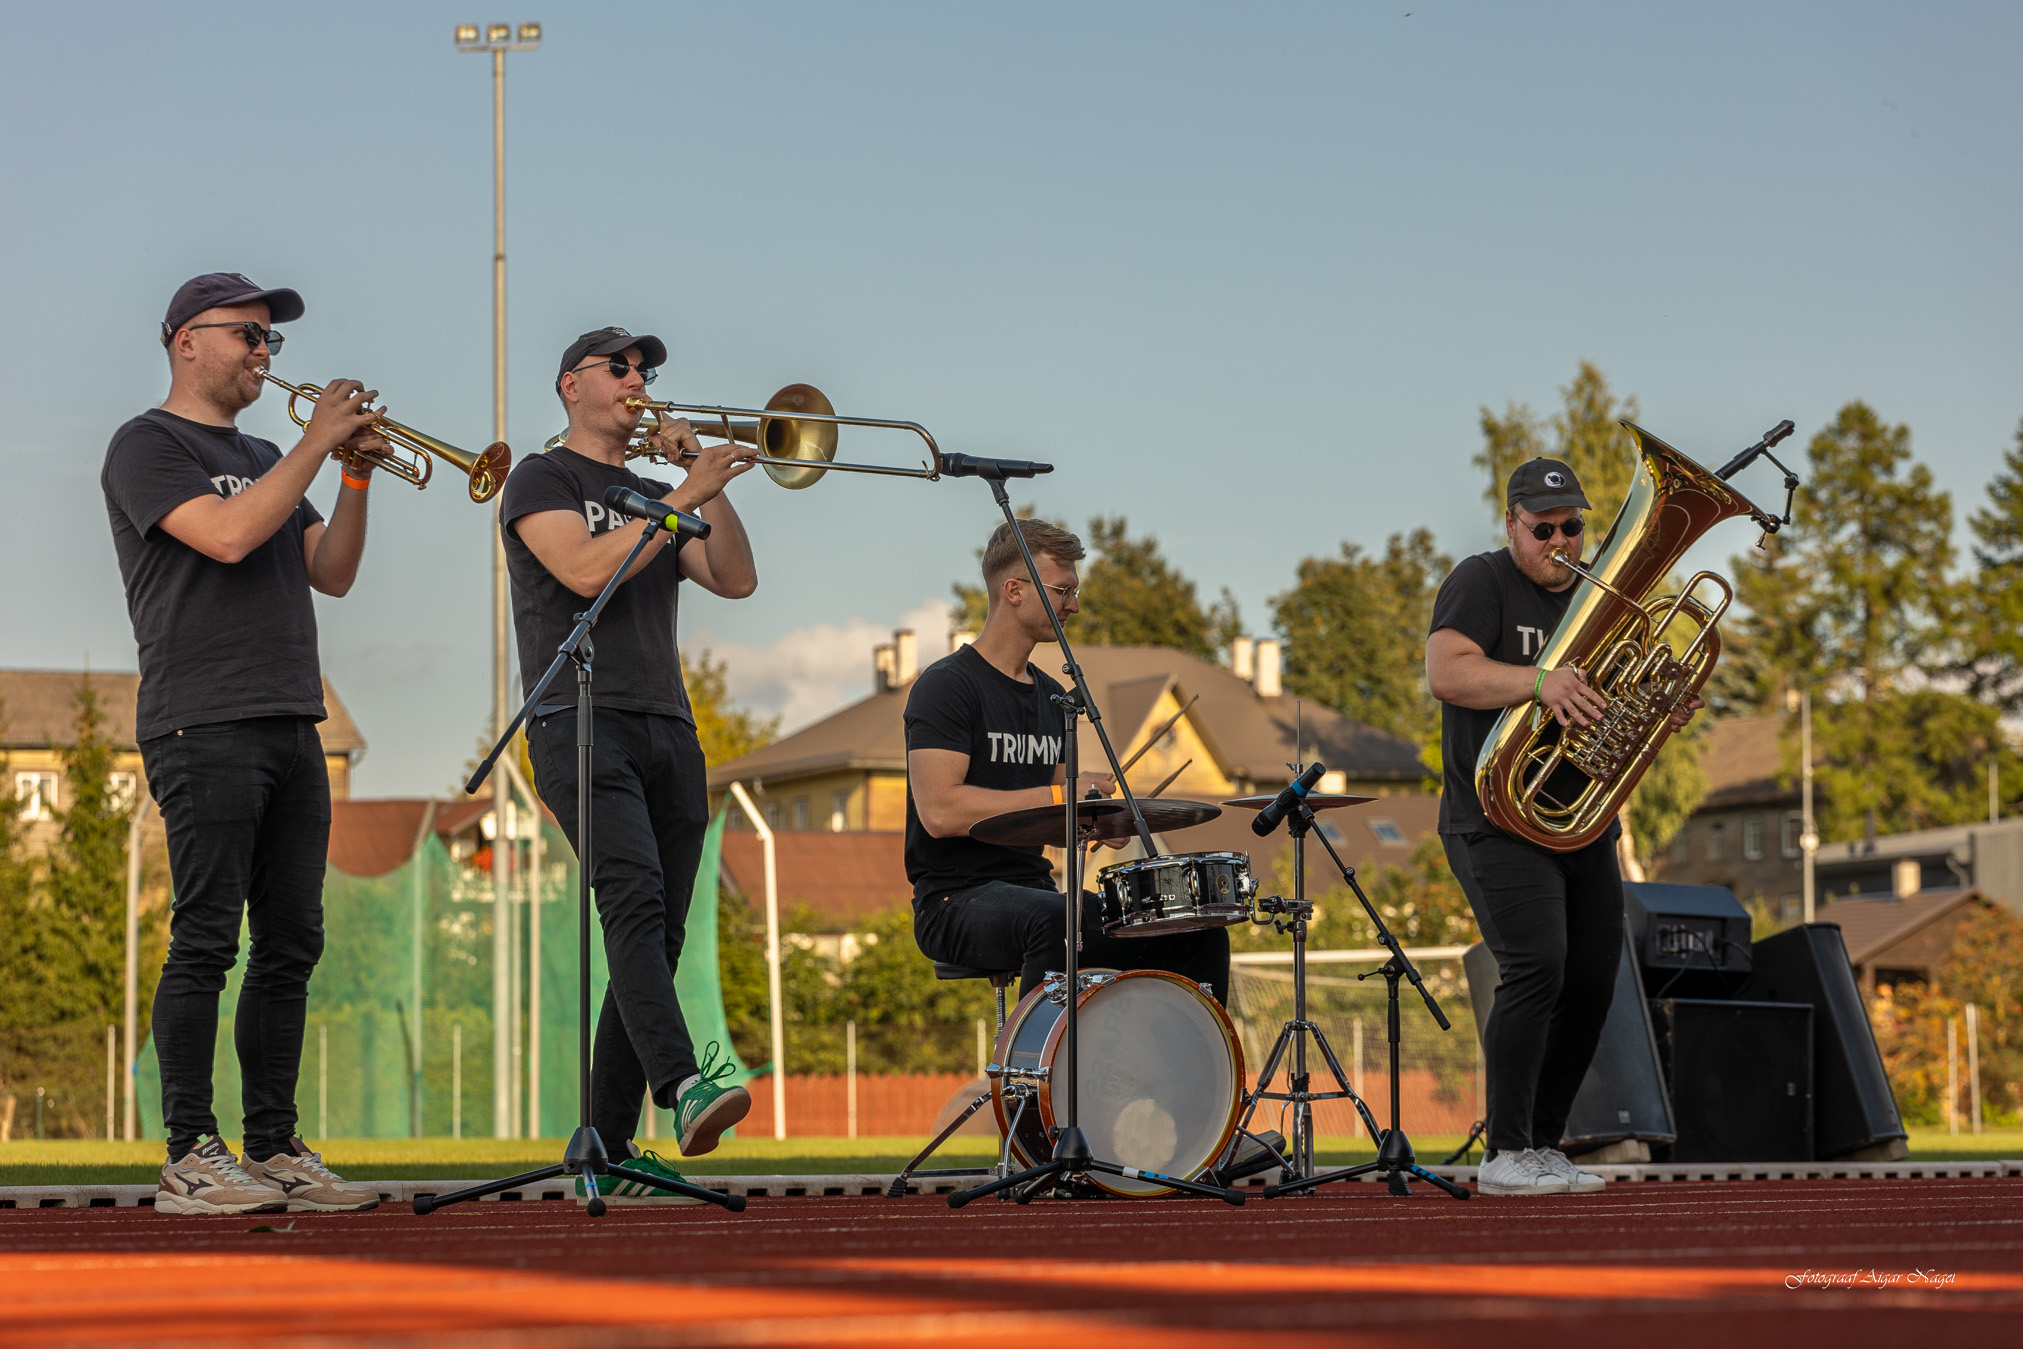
[
  {"xmin": 44, "ymin": 676, "xmax": 129, "ymax": 1026},
  {"xmin": 1958, "ymin": 418, "xmax": 2023, "ymax": 718},
  {"xmin": 1270, "ymin": 528, "xmax": 1450, "ymax": 749},
  {"xmin": 1473, "ymin": 362, "xmax": 1641, "ymax": 539}
]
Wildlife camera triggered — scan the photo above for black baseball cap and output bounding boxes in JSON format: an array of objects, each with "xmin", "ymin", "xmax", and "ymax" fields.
[
  {"xmin": 160, "ymin": 272, "xmax": 304, "ymax": 341},
  {"xmin": 1507, "ymin": 458, "xmax": 1591, "ymax": 513},
  {"xmin": 556, "ymin": 327, "xmax": 667, "ymax": 383}
]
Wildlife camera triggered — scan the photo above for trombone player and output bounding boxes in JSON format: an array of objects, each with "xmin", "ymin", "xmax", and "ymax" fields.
[
  {"xmin": 502, "ymin": 328, "xmax": 758, "ymax": 1196},
  {"xmin": 1425, "ymin": 458, "xmax": 1700, "ymax": 1198},
  {"xmin": 104, "ymin": 272, "xmax": 386, "ymax": 1215}
]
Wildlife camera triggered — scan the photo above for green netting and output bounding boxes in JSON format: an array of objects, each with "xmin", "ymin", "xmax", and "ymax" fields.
[{"xmin": 139, "ymin": 808, "xmax": 743, "ymax": 1141}]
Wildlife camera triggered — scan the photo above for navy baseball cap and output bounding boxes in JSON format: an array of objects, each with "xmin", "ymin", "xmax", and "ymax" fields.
[
  {"xmin": 1507, "ymin": 458, "xmax": 1591, "ymax": 513},
  {"xmin": 160, "ymin": 272, "xmax": 304, "ymax": 341},
  {"xmin": 557, "ymin": 327, "xmax": 667, "ymax": 383}
]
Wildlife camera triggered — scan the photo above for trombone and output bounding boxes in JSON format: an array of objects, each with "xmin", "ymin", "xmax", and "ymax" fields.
[
  {"xmin": 257, "ymin": 369, "xmax": 512, "ymax": 503},
  {"xmin": 622, "ymin": 384, "xmax": 943, "ymax": 488}
]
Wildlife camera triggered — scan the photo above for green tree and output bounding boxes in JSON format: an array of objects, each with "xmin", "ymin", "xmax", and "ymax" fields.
[
  {"xmin": 1870, "ymin": 902, "xmax": 2023, "ymax": 1126},
  {"xmin": 1625, "ymin": 728, "xmax": 1711, "ymax": 869},
  {"xmin": 44, "ymin": 678, "xmax": 129, "ymax": 1025},
  {"xmin": 1474, "ymin": 362, "xmax": 1641, "ymax": 540},
  {"xmin": 1957, "ymin": 418, "xmax": 2023, "ymax": 720},
  {"xmin": 1070, "ymin": 516, "xmax": 1238, "ymax": 658},
  {"xmin": 1270, "ymin": 529, "xmax": 1450, "ymax": 750},
  {"xmin": 681, "ymin": 648, "xmax": 779, "ymax": 769}
]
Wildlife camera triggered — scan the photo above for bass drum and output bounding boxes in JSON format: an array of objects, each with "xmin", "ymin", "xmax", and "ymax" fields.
[{"xmin": 991, "ymin": 969, "xmax": 1244, "ymax": 1197}]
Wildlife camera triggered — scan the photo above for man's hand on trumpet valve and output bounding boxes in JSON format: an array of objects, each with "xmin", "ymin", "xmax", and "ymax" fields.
[
  {"xmin": 297, "ymin": 378, "xmax": 380, "ymax": 456},
  {"xmin": 673, "ymin": 431, "xmax": 757, "ymax": 503}
]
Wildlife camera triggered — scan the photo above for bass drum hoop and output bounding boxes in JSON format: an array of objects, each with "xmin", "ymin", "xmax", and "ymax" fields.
[{"xmin": 990, "ymin": 968, "xmax": 1245, "ymax": 1198}]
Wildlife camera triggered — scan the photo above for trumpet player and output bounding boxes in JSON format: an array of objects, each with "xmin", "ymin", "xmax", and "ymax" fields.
[
  {"xmin": 1425, "ymin": 458, "xmax": 1701, "ymax": 1197},
  {"xmin": 102, "ymin": 272, "xmax": 386, "ymax": 1215},
  {"xmin": 500, "ymin": 328, "xmax": 757, "ymax": 1195}
]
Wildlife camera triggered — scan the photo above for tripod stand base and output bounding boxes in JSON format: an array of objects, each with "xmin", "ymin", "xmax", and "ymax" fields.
[
  {"xmin": 412, "ymin": 1126, "xmax": 747, "ymax": 1218},
  {"xmin": 1261, "ymin": 1130, "xmax": 1471, "ymax": 1201}
]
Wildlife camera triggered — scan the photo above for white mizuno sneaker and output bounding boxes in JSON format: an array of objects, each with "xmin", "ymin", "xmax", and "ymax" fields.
[
  {"xmin": 1476, "ymin": 1147, "xmax": 1571, "ymax": 1196},
  {"xmin": 1538, "ymin": 1148, "xmax": 1608, "ymax": 1193}
]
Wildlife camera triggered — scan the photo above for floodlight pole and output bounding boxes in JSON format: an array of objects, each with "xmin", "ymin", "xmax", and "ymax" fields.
[
  {"xmin": 457, "ymin": 19, "xmax": 541, "ymax": 1139},
  {"xmin": 729, "ymin": 781, "xmax": 786, "ymax": 1140}
]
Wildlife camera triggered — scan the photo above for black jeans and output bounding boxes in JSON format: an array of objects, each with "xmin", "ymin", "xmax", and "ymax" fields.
[
  {"xmin": 530, "ymin": 705, "xmax": 708, "ymax": 1149},
  {"xmin": 913, "ymin": 879, "xmax": 1232, "ymax": 1006},
  {"xmin": 141, "ymin": 715, "xmax": 331, "ymax": 1164},
  {"xmin": 1444, "ymin": 828, "xmax": 1624, "ymax": 1157}
]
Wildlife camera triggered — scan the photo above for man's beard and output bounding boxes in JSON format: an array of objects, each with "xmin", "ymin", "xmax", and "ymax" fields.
[
  {"xmin": 200, "ymin": 359, "xmax": 260, "ymax": 414},
  {"xmin": 1513, "ymin": 546, "xmax": 1576, "ymax": 589}
]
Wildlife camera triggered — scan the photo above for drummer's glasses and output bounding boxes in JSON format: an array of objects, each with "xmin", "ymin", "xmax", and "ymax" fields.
[
  {"xmin": 1020, "ymin": 578, "xmax": 1080, "ymax": 601},
  {"xmin": 1524, "ymin": 515, "xmax": 1584, "ymax": 541},
  {"xmin": 183, "ymin": 321, "xmax": 284, "ymax": 353}
]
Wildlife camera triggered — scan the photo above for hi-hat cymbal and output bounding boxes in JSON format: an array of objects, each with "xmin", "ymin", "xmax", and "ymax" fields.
[
  {"xmin": 971, "ymin": 797, "xmax": 1222, "ymax": 847},
  {"xmin": 1220, "ymin": 792, "xmax": 1377, "ymax": 811}
]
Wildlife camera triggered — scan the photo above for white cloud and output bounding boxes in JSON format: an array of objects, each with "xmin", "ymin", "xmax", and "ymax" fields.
[{"xmin": 689, "ymin": 598, "xmax": 955, "ymax": 734}]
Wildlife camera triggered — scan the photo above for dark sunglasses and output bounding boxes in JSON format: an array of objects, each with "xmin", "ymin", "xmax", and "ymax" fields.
[
  {"xmin": 1523, "ymin": 515, "xmax": 1584, "ymax": 541},
  {"xmin": 181, "ymin": 321, "xmax": 284, "ymax": 352},
  {"xmin": 569, "ymin": 356, "xmax": 658, "ymax": 385}
]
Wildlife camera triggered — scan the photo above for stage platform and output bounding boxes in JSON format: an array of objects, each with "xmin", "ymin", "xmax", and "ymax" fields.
[{"xmin": 2, "ymin": 1175, "xmax": 2019, "ymax": 1346}]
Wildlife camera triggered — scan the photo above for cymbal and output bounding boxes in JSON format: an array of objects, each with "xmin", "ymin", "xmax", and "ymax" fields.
[
  {"xmin": 971, "ymin": 797, "xmax": 1223, "ymax": 846},
  {"xmin": 1220, "ymin": 792, "xmax": 1377, "ymax": 811}
]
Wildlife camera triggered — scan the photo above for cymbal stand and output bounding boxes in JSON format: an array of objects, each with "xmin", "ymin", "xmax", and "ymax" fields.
[
  {"xmin": 948, "ymin": 469, "xmax": 1243, "ymax": 1210},
  {"xmin": 416, "ymin": 518, "xmax": 745, "ymax": 1220},
  {"xmin": 1262, "ymin": 803, "xmax": 1470, "ymax": 1202},
  {"xmin": 1219, "ymin": 802, "xmax": 1378, "ymax": 1186}
]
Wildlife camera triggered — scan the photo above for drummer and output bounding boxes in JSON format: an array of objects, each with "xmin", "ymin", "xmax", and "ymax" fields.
[{"xmin": 905, "ymin": 519, "xmax": 1230, "ymax": 1003}]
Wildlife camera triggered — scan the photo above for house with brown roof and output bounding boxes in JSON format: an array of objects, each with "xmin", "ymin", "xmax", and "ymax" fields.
[
  {"xmin": 1816, "ymin": 888, "xmax": 2000, "ymax": 996},
  {"xmin": 702, "ymin": 632, "xmax": 1433, "ymax": 928},
  {"xmin": 2, "ymin": 669, "xmax": 366, "ymax": 849},
  {"xmin": 1650, "ymin": 714, "xmax": 1809, "ymax": 917}
]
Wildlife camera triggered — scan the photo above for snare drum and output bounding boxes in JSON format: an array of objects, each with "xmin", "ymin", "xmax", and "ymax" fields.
[
  {"xmin": 1096, "ymin": 851, "xmax": 1255, "ymax": 936},
  {"xmin": 991, "ymin": 968, "xmax": 1245, "ymax": 1197}
]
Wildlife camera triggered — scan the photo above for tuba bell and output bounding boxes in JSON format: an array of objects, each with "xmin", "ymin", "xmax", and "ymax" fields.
[{"xmin": 1474, "ymin": 422, "xmax": 1787, "ymax": 852}]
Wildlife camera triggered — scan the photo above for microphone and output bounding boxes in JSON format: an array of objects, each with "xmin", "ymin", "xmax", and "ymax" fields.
[
  {"xmin": 1716, "ymin": 419, "xmax": 1796, "ymax": 481},
  {"xmin": 939, "ymin": 453, "xmax": 1054, "ymax": 480},
  {"xmin": 1251, "ymin": 761, "xmax": 1326, "ymax": 838},
  {"xmin": 601, "ymin": 486, "xmax": 711, "ymax": 541}
]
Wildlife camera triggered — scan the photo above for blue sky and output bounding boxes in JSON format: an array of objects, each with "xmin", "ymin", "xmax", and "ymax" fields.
[{"xmin": 3, "ymin": 1, "xmax": 2018, "ymax": 794}]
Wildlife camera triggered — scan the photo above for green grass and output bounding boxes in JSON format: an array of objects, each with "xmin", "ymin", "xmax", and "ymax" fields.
[{"xmin": 4, "ymin": 1128, "xmax": 2014, "ymax": 1188}]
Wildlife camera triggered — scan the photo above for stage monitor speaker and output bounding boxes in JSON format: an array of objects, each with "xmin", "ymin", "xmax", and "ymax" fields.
[
  {"xmin": 1651, "ymin": 998, "xmax": 1812, "ymax": 1161},
  {"xmin": 1623, "ymin": 882, "xmax": 1753, "ymax": 997},
  {"xmin": 1737, "ymin": 923, "xmax": 1909, "ymax": 1161},
  {"xmin": 1463, "ymin": 929, "xmax": 1676, "ymax": 1153}
]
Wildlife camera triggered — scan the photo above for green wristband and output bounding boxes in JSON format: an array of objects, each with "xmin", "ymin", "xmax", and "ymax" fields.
[{"xmin": 1534, "ymin": 667, "xmax": 1546, "ymax": 702}]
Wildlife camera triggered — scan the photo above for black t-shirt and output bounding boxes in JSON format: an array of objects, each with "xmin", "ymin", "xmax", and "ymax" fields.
[
  {"xmin": 101, "ymin": 409, "xmax": 328, "ymax": 741},
  {"xmin": 1428, "ymin": 548, "xmax": 1580, "ymax": 836},
  {"xmin": 904, "ymin": 644, "xmax": 1065, "ymax": 902},
  {"xmin": 500, "ymin": 446, "xmax": 695, "ymax": 721}
]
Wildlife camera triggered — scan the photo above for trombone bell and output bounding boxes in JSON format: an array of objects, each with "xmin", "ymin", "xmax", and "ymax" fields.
[{"xmin": 754, "ymin": 383, "xmax": 837, "ymax": 489}]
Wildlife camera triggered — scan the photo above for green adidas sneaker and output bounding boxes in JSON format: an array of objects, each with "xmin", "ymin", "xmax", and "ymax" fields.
[
  {"xmin": 575, "ymin": 1143, "xmax": 701, "ymax": 1206},
  {"xmin": 675, "ymin": 1043, "xmax": 752, "ymax": 1158}
]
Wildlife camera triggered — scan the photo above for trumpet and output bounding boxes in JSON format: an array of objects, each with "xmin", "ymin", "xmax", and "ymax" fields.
[
  {"xmin": 622, "ymin": 384, "xmax": 942, "ymax": 489},
  {"xmin": 257, "ymin": 369, "xmax": 512, "ymax": 503}
]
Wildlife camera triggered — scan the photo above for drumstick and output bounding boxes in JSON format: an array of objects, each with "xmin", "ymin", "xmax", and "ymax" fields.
[
  {"xmin": 1145, "ymin": 759, "xmax": 1192, "ymax": 799},
  {"xmin": 1118, "ymin": 695, "xmax": 1199, "ymax": 778}
]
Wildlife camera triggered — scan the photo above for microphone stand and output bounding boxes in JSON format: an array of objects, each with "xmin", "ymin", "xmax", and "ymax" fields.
[
  {"xmin": 1261, "ymin": 802, "xmax": 1470, "ymax": 1201},
  {"xmin": 415, "ymin": 517, "xmax": 745, "ymax": 1219},
  {"xmin": 948, "ymin": 469, "xmax": 1243, "ymax": 1209}
]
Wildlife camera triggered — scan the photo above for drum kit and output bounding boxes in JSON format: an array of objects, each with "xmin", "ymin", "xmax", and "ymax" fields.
[{"xmin": 925, "ymin": 777, "xmax": 1472, "ymax": 1204}]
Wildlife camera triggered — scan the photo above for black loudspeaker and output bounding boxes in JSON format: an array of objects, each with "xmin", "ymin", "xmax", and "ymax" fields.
[
  {"xmin": 1463, "ymin": 930, "xmax": 1676, "ymax": 1152},
  {"xmin": 1652, "ymin": 999, "xmax": 1812, "ymax": 1161},
  {"xmin": 1737, "ymin": 923, "xmax": 1909, "ymax": 1161},
  {"xmin": 1623, "ymin": 883, "xmax": 1753, "ymax": 997}
]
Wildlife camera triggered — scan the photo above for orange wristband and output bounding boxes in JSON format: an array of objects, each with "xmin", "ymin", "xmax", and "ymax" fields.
[
  {"xmin": 342, "ymin": 472, "xmax": 370, "ymax": 490},
  {"xmin": 1051, "ymin": 783, "xmax": 1065, "ymax": 806}
]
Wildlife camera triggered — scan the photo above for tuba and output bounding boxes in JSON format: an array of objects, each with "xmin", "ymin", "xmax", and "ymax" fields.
[{"xmin": 1475, "ymin": 422, "xmax": 1787, "ymax": 852}]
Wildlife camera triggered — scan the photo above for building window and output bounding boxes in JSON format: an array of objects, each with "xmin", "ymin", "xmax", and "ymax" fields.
[
  {"xmin": 1781, "ymin": 812, "xmax": 1803, "ymax": 859},
  {"xmin": 763, "ymin": 800, "xmax": 781, "ymax": 831},
  {"xmin": 829, "ymin": 791, "xmax": 849, "ymax": 833},
  {"xmin": 1671, "ymin": 827, "xmax": 1692, "ymax": 865},
  {"xmin": 15, "ymin": 772, "xmax": 57, "ymax": 821},
  {"xmin": 1707, "ymin": 820, "xmax": 1726, "ymax": 862},
  {"xmin": 1742, "ymin": 815, "xmax": 1764, "ymax": 862},
  {"xmin": 1366, "ymin": 817, "xmax": 1407, "ymax": 847},
  {"xmin": 109, "ymin": 772, "xmax": 139, "ymax": 813},
  {"xmin": 791, "ymin": 796, "xmax": 810, "ymax": 831}
]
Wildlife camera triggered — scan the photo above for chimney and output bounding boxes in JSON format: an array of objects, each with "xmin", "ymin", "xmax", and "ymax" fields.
[
  {"xmin": 1230, "ymin": 636, "xmax": 1255, "ymax": 681},
  {"xmin": 893, "ymin": 629, "xmax": 919, "ymax": 685},
  {"xmin": 873, "ymin": 643, "xmax": 896, "ymax": 691},
  {"xmin": 1893, "ymin": 857, "xmax": 1921, "ymax": 900},
  {"xmin": 1253, "ymin": 639, "xmax": 1282, "ymax": 698}
]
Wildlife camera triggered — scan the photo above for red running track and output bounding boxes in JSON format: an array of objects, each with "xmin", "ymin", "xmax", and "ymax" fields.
[{"xmin": 2, "ymin": 1178, "xmax": 2020, "ymax": 1347}]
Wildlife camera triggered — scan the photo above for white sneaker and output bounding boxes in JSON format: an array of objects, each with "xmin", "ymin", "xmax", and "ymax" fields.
[
  {"xmin": 244, "ymin": 1138, "xmax": 381, "ymax": 1211},
  {"xmin": 1476, "ymin": 1147, "xmax": 1571, "ymax": 1196},
  {"xmin": 1538, "ymin": 1148, "xmax": 1607, "ymax": 1193},
  {"xmin": 155, "ymin": 1136, "xmax": 288, "ymax": 1216}
]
